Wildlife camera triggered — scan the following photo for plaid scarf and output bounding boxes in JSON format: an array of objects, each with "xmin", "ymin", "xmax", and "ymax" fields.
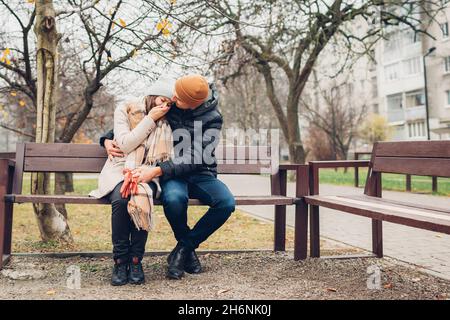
[{"xmin": 121, "ymin": 97, "xmax": 173, "ymax": 231}]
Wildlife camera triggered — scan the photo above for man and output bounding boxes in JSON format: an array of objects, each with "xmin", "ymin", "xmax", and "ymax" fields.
[{"xmin": 100, "ymin": 74, "xmax": 235, "ymax": 280}]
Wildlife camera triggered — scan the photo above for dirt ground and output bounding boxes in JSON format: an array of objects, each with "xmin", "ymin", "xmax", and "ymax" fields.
[{"xmin": 1, "ymin": 251, "xmax": 449, "ymax": 300}]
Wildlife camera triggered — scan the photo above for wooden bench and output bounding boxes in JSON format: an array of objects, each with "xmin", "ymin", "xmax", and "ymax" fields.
[
  {"xmin": 0, "ymin": 143, "xmax": 309, "ymax": 269},
  {"xmin": 305, "ymin": 141, "xmax": 450, "ymax": 258}
]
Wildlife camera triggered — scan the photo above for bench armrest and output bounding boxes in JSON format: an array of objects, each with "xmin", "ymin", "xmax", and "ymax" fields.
[
  {"xmin": 309, "ymin": 160, "xmax": 370, "ymax": 195},
  {"xmin": 273, "ymin": 164, "xmax": 309, "ymax": 198},
  {"xmin": 309, "ymin": 160, "xmax": 370, "ymax": 168}
]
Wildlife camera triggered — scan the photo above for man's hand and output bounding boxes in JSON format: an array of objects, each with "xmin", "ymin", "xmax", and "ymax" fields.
[
  {"xmin": 104, "ymin": 139, "xmax": 124, "ymax": 160},
  {"xmin": 132, "ymin": 166, "xmax": 162, "ymax": 183}
]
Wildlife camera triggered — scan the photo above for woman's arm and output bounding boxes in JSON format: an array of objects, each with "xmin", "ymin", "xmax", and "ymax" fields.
[{"xmin": 114, "ymin": 103, "xmax": 156, "ymax": 154}]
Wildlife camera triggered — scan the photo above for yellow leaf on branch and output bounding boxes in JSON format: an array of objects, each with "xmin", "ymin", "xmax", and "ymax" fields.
[
  {"xmin": 27, "ymin": 0, "xmax": 35, "ymax": 4},
  {"xmin": 119, "ymin": 18, "xmax": 126, "ymax": 28},
  {"xmin": 156, "ymin": 19, "xmax": 172, "ymax": 37},
  {"xmin": 19, "ymin": 100, "xmax": 26, "ymax": 107},
  {"xmin": 10, "ymin": 91, "xmax": 17, "ymax": 97}
]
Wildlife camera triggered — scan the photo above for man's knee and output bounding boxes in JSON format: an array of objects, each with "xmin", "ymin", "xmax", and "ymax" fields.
[
  {"xmin": 161, "ymin": 189, "xmax": 189, "ymax": 207},
  {"xmin": 215, "ymin": 195, "xmax": 236, "ymax": 214}
]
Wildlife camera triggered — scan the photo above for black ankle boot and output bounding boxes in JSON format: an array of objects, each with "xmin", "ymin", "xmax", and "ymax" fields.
[
  {"xmin": 128, "ymin": 257, "xmax": 145, "ymax": 285},
  {"xmin": 184, "ymin": 250, "xmax": 202, "ymax": 274},
  {"xmin": 111, "ymin": 259, "xmax": 128, "ymax": 286},
  {"xmin": 167, "ymin": 243, "xmax": 182, "ymax": 264},
  {"xmin": 167, "ymin": 244, "xmax": 188, "ymax": 280}
]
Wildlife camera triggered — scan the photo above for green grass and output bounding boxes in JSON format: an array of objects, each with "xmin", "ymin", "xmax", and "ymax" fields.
[{"xmin": 318, "ymin": 168, "xmax": 450, "ymax": 196}]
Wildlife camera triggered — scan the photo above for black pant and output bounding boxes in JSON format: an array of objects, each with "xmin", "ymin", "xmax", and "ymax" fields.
[{"xmin": 108, "ymin": 181, "xmax": 156, "ymax": 262}]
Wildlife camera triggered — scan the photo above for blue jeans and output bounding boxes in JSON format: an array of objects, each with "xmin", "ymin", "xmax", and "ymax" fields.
[{"xmin": 160, "ymin": 173, "xmax": 236, "ymax": 250}]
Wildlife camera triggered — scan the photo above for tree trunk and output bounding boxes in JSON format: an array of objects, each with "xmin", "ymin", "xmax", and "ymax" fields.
[
  {"xmin": 54, "ymin": 172, "xmax": 73, "ymax": 219},
  {"xmin": 32, "ymin": 0, "xmax": 72, "ymax": 243}
]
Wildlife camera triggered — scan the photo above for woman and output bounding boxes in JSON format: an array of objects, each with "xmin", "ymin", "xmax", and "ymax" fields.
[{"xmin": 89, "ymin": 78, "xmax": 175, "ymax": 286}]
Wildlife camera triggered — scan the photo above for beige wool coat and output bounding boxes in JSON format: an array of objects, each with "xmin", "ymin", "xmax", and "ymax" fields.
[{"xmin": 89, "ymin": 98, "xmax": 161, "ymax": 199}]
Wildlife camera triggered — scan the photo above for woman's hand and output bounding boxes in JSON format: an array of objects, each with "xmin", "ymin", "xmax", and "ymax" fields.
[
  {"xmin": 104, "ymin": 139, "xmax": 124, "ymax": 160},
  {"xmin": 148, "ymin": 103, "xmax": 170, "ymax": 122},
  {"xmin": 132, "ymin": 166, "xmax": 163, "ymax": 183}
]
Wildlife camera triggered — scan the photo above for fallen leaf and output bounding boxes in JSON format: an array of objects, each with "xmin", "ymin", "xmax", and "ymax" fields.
[
  {"xmin": 46, "ymin": 290, "xmax": 56, "ymax": 295},
  {"xmin": 217, "ymin": 289, "xmax": 231, "ymax": 294},
  {"xmin": 326, "ymin": 288, "xmax": 337, "ymax": 292},
  {"xmin": 384, "ymin": 283, "xmax": 393, "ymax": 289}
]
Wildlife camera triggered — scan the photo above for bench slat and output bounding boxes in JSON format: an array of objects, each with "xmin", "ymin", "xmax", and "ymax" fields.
[
  {"xmin": 24, "ymin": 143, "xmax": 271, "ymax": 160},
  {"xmin": 375, "ymin": 141, "xmax": 450, "ymax": 158},
  {"xmin": 305, "ymin": 195, "xmax": 450, "ymax": 234},
  {"xmin": 6, "ymin": 194, "xmax": 295, "ymax": 206},
  {"xmin": 372, "ymin": 157, "xmax": 450, "ymax": 177},
  {"xmin": 23, "ymin": 157, "xmax": 272, "ymax": 174},
  {"xmin": 26, "ymin": 143, "xmax": 107, "ymax": 158},
  {"xmin": 344, "ymin": 195, "xmax": 450, "ymax": 214}
]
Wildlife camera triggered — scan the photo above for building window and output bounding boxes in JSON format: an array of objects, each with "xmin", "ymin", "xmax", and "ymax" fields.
[
  {"xmin": 405, "ymin": 90, "xmax": 425, "ymax": 108},
  {"xmin": 387, "ymin": 93, "xmax": 403, "ymax": 110},
  {"xmin": 444, "ymin": 56, "xmax": 450, "ymax": 73},
  {"xmin": 408, "ymin": 121, "xmax": 426, "ymax": 138},
  {"xmin": 441, "ymin": 22, "xmax": 449, "ymax": 38},
  {"xmin": 403, "ymin": 30, "xmax": 421, "ymax": 45},
  {"xmin": 385, "ymin": 63, "xmax": 400, "ymax": 81},
  {"xmin": 446, "ymin": 90, "xmax": 450, "ymax": 105},
  {"xmin": 403, "ymin": 57, "xmax": 421, "ymax": 76}
]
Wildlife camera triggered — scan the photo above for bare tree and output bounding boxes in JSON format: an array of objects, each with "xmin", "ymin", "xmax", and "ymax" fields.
[
  {"xmin": 180, "ymin": 0, "xmax": 443, "ymax": 163},
  {"xmin": 216, "ymin": 60, "xmax": 276, "ymax": 132},
  {"xmin": 303, "ymin": 74, "xmax": 368, "ymax": 161},
  {"xmin": 0, "ymin": 0, "xmax": 194, "ymax": 241},
  {"xmin": 31, "ymin": 0, "xmax": 72, "ymax": 242}
]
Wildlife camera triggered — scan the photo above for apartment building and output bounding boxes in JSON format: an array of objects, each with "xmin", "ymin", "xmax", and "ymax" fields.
[{"xmin": 376, "ymin": 5, "xmax": 450, "ymax": 140}]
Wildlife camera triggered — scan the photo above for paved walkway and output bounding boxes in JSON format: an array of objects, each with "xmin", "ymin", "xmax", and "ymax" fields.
[{"xmin": 218, "ymin": 175, "xmax": 450, "ymax": 280}]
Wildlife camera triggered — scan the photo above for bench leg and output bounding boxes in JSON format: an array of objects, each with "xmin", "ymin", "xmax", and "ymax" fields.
[
  {"xmin": 0, "ymin": 160, "xmax": 13, "ymax": 270},
  {"xmin": 372, "ymin": 219, "xmax": 383, "ymax": 258},
  {"xmin": 274, "ymin": 205, "xmax": 286, "ymax": 251},
  {"xmin": 310, "ymin": 205, "xmax": 320, "ymax": 258},
  {"xmin": 294, "ymin": 200, "xmax": 308, "ymax": 260}
]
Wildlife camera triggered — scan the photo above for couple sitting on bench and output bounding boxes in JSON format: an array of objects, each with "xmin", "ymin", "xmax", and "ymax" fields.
[{"xmin": 89, "ymin": 74, "xmax": 236, "ymax": 286}]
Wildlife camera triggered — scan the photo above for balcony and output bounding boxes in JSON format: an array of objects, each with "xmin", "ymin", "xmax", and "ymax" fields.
[
  {"xmin": 387, "ymin": 109, "xmax": 404, "ymax": 123},
  {"xmin": 405, "ymin": 106, "xmax": 426, "ymax": 121}
]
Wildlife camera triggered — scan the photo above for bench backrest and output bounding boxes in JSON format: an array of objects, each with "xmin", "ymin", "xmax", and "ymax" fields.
[
  {"xmin": 12, "ymin": 143, "xmax": 275, "ymax": 194},
  {"xmin": 364, "ymin": 141, "xmax": 450, "ymax": 196}
]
